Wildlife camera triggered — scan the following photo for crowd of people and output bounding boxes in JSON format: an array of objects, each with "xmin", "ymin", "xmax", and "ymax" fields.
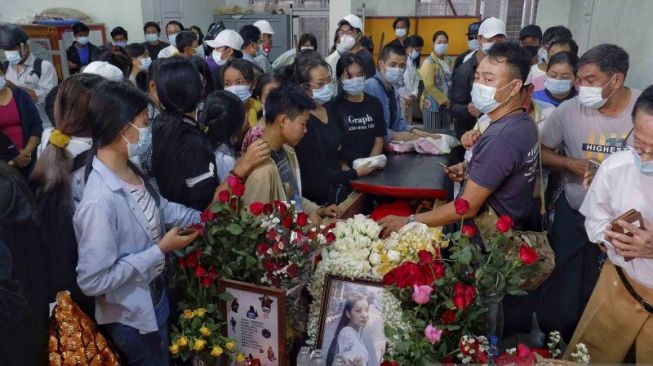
[{"xmin": 0, "ymin": 12, "xmax": 652, "ymax": 365}]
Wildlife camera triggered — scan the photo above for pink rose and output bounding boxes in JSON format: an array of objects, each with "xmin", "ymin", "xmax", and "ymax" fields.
[
  {"xmin": 424, "ymin": 324, "xmax": 443, "ymax": 344},
  {"xmin": 412, "ymin": 284, "xmax": 433, "ymax": 304}
]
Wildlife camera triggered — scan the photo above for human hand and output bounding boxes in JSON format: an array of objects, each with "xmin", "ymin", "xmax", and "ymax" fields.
[
  {"xmin": 582, "ymin": 170, "xmax": 592, "ymax": 191},
  {"xmin": 445, "ymin": 162, "xmax": 466, "ymax": 182},
  {"xmin": 12, "ymin": 153, "xmax": 31, "ymax": 167},
  {"xmin": 239, "ymin": 139, "xmax": 271, "ymax": 173},
  {"xmin": 467, "ymin": 103, "xmax": 481, "ymax": 117},
  {"xmin": 461, "ymin": 130, "xmax": 481, "ymax": 150},
  {"xmin": 377, "ymin": 215, "xmax": 409, "ymax": 237},
  {"xmin": 565, "ymin": 158, "xmax": 588, "ymax": 178},
  {"xmin": 159, "ymin": 227, "xmax": 200, "ymax": 253},
  {"xmin": 355, "ymin": 162, "xmax": 376, "ymax": 177},
  {"xmin": 319, "ymin": 205, "xmax": 340, "ymax": 219},
  {"xmin": 605, "ymin": 219, "xmax": 653, "ymax": 259}
]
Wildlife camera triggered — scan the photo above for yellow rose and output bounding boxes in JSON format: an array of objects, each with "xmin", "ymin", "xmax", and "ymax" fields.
[
  {"xmin": 183, "ymin": 309, "xmax": 194, "ymax": 319},
  {"xmin": 199, "ymin": 326, "xmax": 211, "ymax": 337},
  {"xmin": 178, "ymin": 336, "xmax": 188, "ymax": 347},
  {"xmin": 211, "ymin": 345, "xmax": 224, "ymax": 357},
  {"xmin": 194, "ymin": 308, "xmax": 206, "ymax": 317},
  {"xmin": 169, "ymin": 343, "xmax": 179, "ymax": 355},
  {"xmin": 194, "ymin": 339, "xmax": 207, "ymax": 351},
  {"xmin": 235, "ymin": 353, "xmax": 245, "ymax": 363},
  {"xmin": 225, "ymin": 341, "xmax": 236, "ymax": 351}
]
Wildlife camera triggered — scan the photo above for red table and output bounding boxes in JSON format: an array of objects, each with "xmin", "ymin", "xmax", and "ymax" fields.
[{"xmin": 350, "ymin": 153, "xmax": 454, "ymax": 200}]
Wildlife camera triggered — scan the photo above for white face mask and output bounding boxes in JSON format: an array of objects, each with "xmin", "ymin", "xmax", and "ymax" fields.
[
  {"xmin": 434, "ymin": 43, "xmax": 448, "ymax": 55},
  {"xmin": 4, "ymin": 50, "xmax": 22, "ymax": 65},
  {"xmin": 409, "ymin": 49, "xmax": 420, "ymax": 60},
  {"xmin": 336, "ymin": 34, "xmax": 356, "ymax": 53},
  {"xmin": 225, "ymin": 85, "xmax": 252, "ymax": 102},
  {"xmin": 538, "ymin": 47, "xmax": 548, "ymax": 63},
  {"xmin": 578, "ymin": 75, "xmax": 616, "ymax": 110},
  {"xmin": 212, "ymin": 50, "xmax": 226, "ymax": 66},
  {"xmin": 544, "ymin": 77, "xmax": 572, "ymax": 95},
  {"xmin": 384, "ymin": 66, "xmax": 405, "ymax": 85},
  {"xmin": 168, "ymin": 32, "xmax": 178, "ymax": 46},
  {"xmin": 481, "ymin": 42, "xmax": 494, "ymax": 54},
  {"xmin": 300, "ymin": 46, "xmax": 314, "ymax": 51},
  {"xmin": 468, "ymin": 39, "xmax": 479, "ymax": 51},
  {"xmin": 145, "ymin": 33, "xmax": 159, "ymax": 43},
  {"xmin": 341, "ymin": 76, "xmax": 365, "ymax": 96},
  {"xmin": 471, "ymin": 81, "xmax": 514, "ymax": 114},
  {"xmin": 139, "ymin": 57, "xmax": 152, "ymax": 71},
  {"xmin": 395, "ymin": 28, "xmax": 407, "ymax": 38},
  {"xmin": 76, "ymin": 36, "xmax": 89, "ymax": 45},
  {"xmin": 196, "ymin": 45, "xmax": 205, "ymax": 57}
]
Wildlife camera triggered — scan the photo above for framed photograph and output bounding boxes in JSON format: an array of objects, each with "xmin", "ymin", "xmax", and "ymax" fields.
[
  {"xmin": 218, "ymin": 278, "xmax": 286, "ymax": 366},
  {"xmin": 317, "ymin": 275, "xmax": 387, "ymax": 366}
]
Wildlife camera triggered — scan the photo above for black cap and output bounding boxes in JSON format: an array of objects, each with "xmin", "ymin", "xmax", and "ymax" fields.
[
  {"xmin": 466, "ymin": 22, "xmax": 481, "ymax": 36},
  {"xmin": 0, "ymin": 24, "xmax": 29, "ymax": 49},
  {"xmin": 519, "ymin": 24, "xmax": 542, "ymax": 41}
]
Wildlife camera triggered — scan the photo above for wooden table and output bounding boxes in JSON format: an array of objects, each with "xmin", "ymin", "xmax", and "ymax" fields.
[{"xmin": 350, "ymin": 153, "xmax": 454, "ymax": 200}]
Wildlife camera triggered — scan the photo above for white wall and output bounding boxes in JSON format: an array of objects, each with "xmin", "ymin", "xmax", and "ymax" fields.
[{"xmin": 537, "ymin": 0, "xmax": 653, "ymax": 90}]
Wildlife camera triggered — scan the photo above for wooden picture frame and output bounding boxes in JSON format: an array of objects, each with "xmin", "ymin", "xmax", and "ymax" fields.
[
  {"xmin": 218, "ymin": 278, "xmax": 286, "ymax": 366},
  {"xmin": 316, "ymin": 274, "xmax": 387, "ymax": 365}
]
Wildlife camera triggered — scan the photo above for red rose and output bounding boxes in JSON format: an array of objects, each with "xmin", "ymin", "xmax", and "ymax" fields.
[
  {"xmin": 256, "ymin": 243, "xmax": 271, "ymax": 256},
  {"xmin": 432, "ymin": 262, "xmax": 445, "ymax": 279},
  {"xmin": 453, "ymin": 282, "xmax": 466, "ymax": 295},
  {"xmin": 227, "ymin": 175, "xmax": 240, "ymax": 189},
  {"xmin": 266, "ymin": 228, "xmax": 277, "ymax": 241},
  {"xmin": 187, "ymin": 223, "xmax": 204, "ymax": 236},
  {"xmin": 249, "ymin": 202, "xmax": 265, "ymax": 216},
  {"xmin": 383, "ymin": 262, "xmax": 425, "ymax": 288},
  {"xmin": 232, "ymin": 183, "xmax": 245, "ymax": 197},
  {"xmin": 178, "ymin": 257, "xmax": 186, "ymax": 269},
  {"xmin": 282, "ymin": 215, "xmax": 293, "ymax": 229},
  {"xmin": 461, "ymin": 224, "xmax": 477, "ymax": 238},
  {"xmin": 380, "ymin": 361, "xmax": 399, "ymax": 366},
  {"xmin": 262, "ymin": 258, "xmax": 275, "ymax": 272},
  {"xmin": 453, "ymin": 293, "xmax": 467, "ymax": 309},
  {"xmin": 194, "ymin": 266, "xmax": 206, "ymax": 278},
  {"xmin": 418, "ymin": 250, "xmax": 433, "ymax": 264},
  {"xmin": 325, "ymin": 232, "xmax": 336, "ymax": 244},
  {"xmin": 441, "ymin": 310, "xmax": 457, "ymax": 324},
  {"xmin": 200, "ymin": 208, "xmax": 216, "ymax": 223},
  {"xmin": 496, "ymin": 215, "xmax": 513, "ymax": 233},
  {"xmin": 218, "ymin": 190, "xmax": 230, "ymax": 203},
  {"xmin": 200, "ymin": 276, "xmax": 212, "ymax": 288},
  {"xmin": 186, "ymin": 253, "xmax": 198, "ymax": 268},
  {"xmin": 206, "ymin": 268, "xmax": 217, "ymax": 281},
  {"xmin": 296, "ymin": 212, "xmax": 309, "ymax": 227},
  {"xmin": 263, "ymin": 203, "xmax": 273, "ymax": 215},
  {"xmin": 519, "ymin": 244, "xmax": 538, "ymax": 265},
  {"xmin": 286, "ymin": 263, "xmax": 300, "ymax": 278},
  {"xmin": 454, "ymin": 198, "xmax": 470, "ymax": 216},
  {"xmin": 274, "ymin": 200, "xmax": 288, "ymax": 215},
  {"xmin": 301, "ymin": 243, "xmax": 311, "ymax": 253},
  {"xmin": 272, "ymin": 243, "xmax": 281, "ymax": 254},
  {"xmin": 440, "ymin": 357, "xmax": 456, "ymax": 366}
]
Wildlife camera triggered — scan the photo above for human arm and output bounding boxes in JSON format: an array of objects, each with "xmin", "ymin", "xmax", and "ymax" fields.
[
  {"xmin": 370, "ymin": 137, "xmax": 384, "ymax": 157},
  {"xmin": 214, "ymin": 139, "xmax": 271, "ymax": 201},
  {"xmin": 418, "ymin": 58, "xmax": 449, "ymax": 105},
  {"xmin": 541, "ymin": 146, "xmax": 588, "ymax": 177},
  {"xmin": 449, "ymin": 64, "xmax": 475, "ymax": 122},
  {"xmin": 28, "ymin": 61, "xmax": 58, "ymax": 104}
]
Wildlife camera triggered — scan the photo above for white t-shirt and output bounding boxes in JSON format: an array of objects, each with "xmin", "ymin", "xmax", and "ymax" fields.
[{"xmin": 526, "ymin": 63, "xmax": 546, "ymax": 92}]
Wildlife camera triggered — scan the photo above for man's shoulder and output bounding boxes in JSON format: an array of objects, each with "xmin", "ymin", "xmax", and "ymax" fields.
[{"xmin": 600, "ymin": 150, "xmax": 633, "ymax": 170}]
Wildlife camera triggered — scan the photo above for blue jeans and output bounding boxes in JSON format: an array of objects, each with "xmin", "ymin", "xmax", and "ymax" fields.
[{"xmin": 104, "ymin": 292, "xmax": 170, "ymax": 366}]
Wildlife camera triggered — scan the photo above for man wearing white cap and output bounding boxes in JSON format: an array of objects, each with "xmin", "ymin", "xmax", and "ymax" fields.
[
  {"xmin": 82, "ymin": 61, "xmax": 124, "ymax": 82},
  {"xmin": 253, "ymin": 20, "xmax": 274, "ymax": 73},
  {"xmin": 204, "ymin": 29, "xmax": 244, "ymax": 87},
  {"xmin": 450, "ymin": 17, "xmax": 506, "ymax": 141}
]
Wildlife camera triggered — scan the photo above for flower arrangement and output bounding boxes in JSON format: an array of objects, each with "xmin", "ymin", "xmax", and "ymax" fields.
[{"xmin": 369, "ymin": 222, "xmax": 448, "ymax": 275}]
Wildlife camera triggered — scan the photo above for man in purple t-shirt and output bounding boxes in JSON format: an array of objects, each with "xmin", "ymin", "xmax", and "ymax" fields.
[{"xmin": 379, "ymin": 42, "xmax": 539, "ymax": 234}]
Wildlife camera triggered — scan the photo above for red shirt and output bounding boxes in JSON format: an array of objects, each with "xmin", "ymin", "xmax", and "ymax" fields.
[{"xmin": 0, "ymin": 96, "xmax": 23, "ymax": 150}]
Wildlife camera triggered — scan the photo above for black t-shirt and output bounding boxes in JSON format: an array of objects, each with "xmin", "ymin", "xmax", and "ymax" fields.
[
  {"xmin": 356, "ymin": 48, "xmax": 377, "ymax": 79},
  {"xmin": 143, "ymin": 41, "xmax": 170, "ymax": 60},
  {"xmin": 295, "ymin": 108, "xmax": 357, "ymax": 205},
  {"xmin": 330, "ymin": 93, "xmax": 387, "ymax": 165}
]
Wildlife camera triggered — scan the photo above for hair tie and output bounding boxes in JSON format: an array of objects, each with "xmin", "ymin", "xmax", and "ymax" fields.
[{"xmin": 49, "ymin": 129, "xmax": 71, "ymax": 149}]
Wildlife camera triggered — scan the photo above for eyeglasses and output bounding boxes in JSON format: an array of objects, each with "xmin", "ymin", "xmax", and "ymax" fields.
[
  {"xmin": 622, "ymin": 128, "xmax": 653, "ymax": 159},
  {"xmin": 304, "ymin": 78, "xmax": 333, "ymax": 90}
]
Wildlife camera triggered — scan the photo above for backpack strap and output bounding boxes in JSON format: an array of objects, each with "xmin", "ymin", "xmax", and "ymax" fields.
[
  {"xmin": 373, "ymin": 76, "xmax": 398, "ymax": 130},
  {"xmin": 72, "ymin": 150, "xmax": 91, "ymax": 173},
  {"xmin": 30, "ymin": 58, "xmax": 43, "ymax": 79}
]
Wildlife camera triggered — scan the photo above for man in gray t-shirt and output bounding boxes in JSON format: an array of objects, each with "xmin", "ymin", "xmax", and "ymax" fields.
[{"xmin": 538, "ymin": 44, "xmax": 639, "ymax": 341}]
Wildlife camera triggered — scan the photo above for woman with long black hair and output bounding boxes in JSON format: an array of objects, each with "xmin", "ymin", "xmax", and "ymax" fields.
[{"xmin": 326, "ymin": 295, "xmax": 371, "ymax": 366}]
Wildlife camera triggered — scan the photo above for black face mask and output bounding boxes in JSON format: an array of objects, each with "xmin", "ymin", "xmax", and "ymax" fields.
[{"xmin": 522, "ymin": 45, "xmax": 539, "ymax": 61}]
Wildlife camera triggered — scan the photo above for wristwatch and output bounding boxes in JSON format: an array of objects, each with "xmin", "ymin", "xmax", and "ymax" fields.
[{"xmin": 407, "ymin": 214, "xmax": 416, "ymax": 224}]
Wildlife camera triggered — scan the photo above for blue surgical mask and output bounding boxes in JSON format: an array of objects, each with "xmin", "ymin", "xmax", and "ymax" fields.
[
  {"xmin": 632, "ymin": 147, "xmax": 653, "ymax": 176},
  {"xmin": 544, "ymin": 77, "xmax": 572, "ymax": 95},
  {"xmin": 225, "ymin": 85, "xmax": 252, "ymax": 102},
  {"xmin": 139, "ymin": 57, "xmax": 152, "ymax": 71},
  {"xmin": 341, "ymin": 77, "xmax": 365, "ymax": 96},
  {"xmin": 76, "ymin": 36, "xmax": 89, "ymax": 45},
  {"xmin": 168, "ymin": 32, "xmax": 178, "ymax": 46},
  {"xmin": 409, "ymin": 49, "xmax": 420, "ymax": 60},
  {"xmin": 468, "ymin": 39, "xmax": 479, "ymax": 51},
  {"xmin": 122, "ymin": 123, "xmax": 151, "ymax": 157},
  {"xmin": 114, "ymin": 41, "xmax": 127, "ymax": 48},
  {"xmin": 384, "ymin": 66, "xmax": 405, "ymax": 85},
  {"xmin": 4, "ymin": 50, "xmax": 22, "ymax": 65},
  {"xmin": 0, "ymin": 76, "xmax": 5, "ymax": 90},
  {"xmin": 434, "ymin": 43, "xmax": 448, "ymax": 55},
  {"xmin": 538, "ymin": 47, "xmax": 548, "ymax": 63},
  {"xmin": 312, "ymin": 83, "xmax": 333, "ymax": 104},
  {"xmin": 145, "ymin": 33, "xmax": 159, "ymax": 43}
]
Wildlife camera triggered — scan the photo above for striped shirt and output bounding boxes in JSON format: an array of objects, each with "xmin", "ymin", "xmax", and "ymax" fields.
[{"xmin": 124, "ymin": 179, "xmax": 162, "ymax": 242}]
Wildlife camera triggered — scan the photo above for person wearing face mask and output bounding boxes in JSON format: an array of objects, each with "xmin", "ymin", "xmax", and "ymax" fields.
[
  {"xmin": 272, "ymin": 33, "xmax": 317, "ymax": 70},
  {"xmin": 389, "ymin": 17, "xmax": 410, "ymax": 47},
  {"xmin": 379, "ymin": 43, "xmax": 539, "ymax": 248},
  {"xmin": 450, "ymin": 17, "xmax": 506, "ymax": 141},
  {"xmin": 364, "ymin": 43, "xmax": 424, "ymax": 143},
  {"xmin": 419, "ymin": 30, "xmax": 454, "ymax": 130},
  {"xmin": 453, "ymin": 22, "xmax": 480, "ymax": 71},
  {"xmin": 243, "ymin": 83, "xmax": 339, "ymax": 224},
  {"xmin": 142, "ymin": 21, "xmax": 169, "ymax": 61},
  {"xmin": 291, "ymin": 51, "xmax": 375, "ymax": 205},
  {"xmin": 241, "ymin": 73, "xmax": 280, "ymax": 152},
  {"xmin": 66, "ymin": 22, "xmax": 99, "ymax": 74},
  {"xmin": 326, "ymin": 14, "xmax": 375, "ymax": 93},
  {"xmin": 527, "ymin": 36, "xmax": 578, "ymax": 93},
  {"xmin": 563, "ymin": 86, "xmax": 653, "ymax": 363},
  {"xmin": 125, "ymin": 43, "xmax": 152, "ymax": 85},
  {"xmin": 531, "ymin": 51, "xmax": 578, "ymax": 122},
  {"xmin": 253, "ymin": 20, "xmax": 274, "ymax": 74},
  {"xmin": 174, "ymin": 30, "xmax": 199, "ymax": 58},
  {"xmin": 0, "ymin": 24, "xmax": 58, "ymax": 129},
  {"xmin": 538, "ymin": 44, "xmax": 642, "ymax": 342},
  {"xmin": 518, "ymin": 24, "xmax": 542, "ymax": 66},
  {"xmin": 220, "ymin": 59, "xmax": 259, "ymax": 130},
  {"xmin": 205, "ymin": 29, "xmax": 244, "ymax": 89},
  {"xmin": 110, "ymin": 26, "xmax": 128, "ymax": 48},
  {"xmin": 157, "ymin": 20, "xmax": 184, "ymax": 59},
  {"xmin": 398, "ymin": 35, "xmax": 423, "ymax": 123},
  {"xmin": 239, "ymin": 25, "xmax": 265, "ymax": 77}
]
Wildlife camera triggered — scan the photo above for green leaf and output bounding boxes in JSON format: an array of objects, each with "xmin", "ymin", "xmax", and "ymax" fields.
[
  {"xmin": 218, "ymin": 291, "xmax": 235, "ymax": 302},
  {"xmin": 507, "ymin": 288, "xmax": 528, "ymax": 296},
  {"xmin": 226, "ymin": 223, "xmax": 243, "ymax": 235},
  {"xmin": 245, "ymin": 255, "xmax": 258, "ymax": 268},
  {"xmin": 385, "ymin": 326, "xmax": 398, "ymax": 338},
  {"xmin": 395, "ymin": 340, "xmax": 413, "ymax": 353},
  {"xmin": 460, "ymin": 248, "xmax": 472, "ymax": 265}
]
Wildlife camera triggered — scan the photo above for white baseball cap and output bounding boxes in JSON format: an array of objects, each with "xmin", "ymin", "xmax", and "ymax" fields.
[
  {"xmin": 339, "ymin": 14, "xmax": 364, "ymax": 32},
  {"xmin": 253, "ymin": 20, "xmax": 275, "ymax": 35},
  {"xmin": 204, "ymin": 29, "xmax": 244, "ymax": 50},
  {"xmin": 478, "ymin": 17, "xmax": 506, "ymax": 38},
  {"xmin": 82, "ymin": 61, "xmax": 123, "ymax": 81}
]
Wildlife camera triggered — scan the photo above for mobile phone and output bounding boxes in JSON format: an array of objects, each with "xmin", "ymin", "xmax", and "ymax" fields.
[
  {"xmin": 588, "ymin": 159, "xmax": 601, "ymax": 177},
  {"xmin": 611, "ymin": 209, "xmax": 645, "ymax": 261},
  {"xmin": 178, "ymin": 227, "xmax": 197, "ymax": 236},
  {"xmin": 439, "ymin": 162, "xmax": 449, "ymax": 170}
]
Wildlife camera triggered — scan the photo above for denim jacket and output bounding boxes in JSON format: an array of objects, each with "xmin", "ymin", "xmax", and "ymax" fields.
[{"xmin": 74, "ymin": 157, "xmax": 200, "ymax": 333}]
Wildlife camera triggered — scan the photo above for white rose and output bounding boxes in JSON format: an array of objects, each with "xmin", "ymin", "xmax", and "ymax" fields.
[
  {"xmin": 329, "ymin": 251, "xmax": 340, "ymax": 259},
  {"xmin": 387, "ymin": 249, "xmax": 401, "ymax": 263},
  {"xmin": 369, "ymin": 252, "xmax": 381, "ymax": 265}
]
